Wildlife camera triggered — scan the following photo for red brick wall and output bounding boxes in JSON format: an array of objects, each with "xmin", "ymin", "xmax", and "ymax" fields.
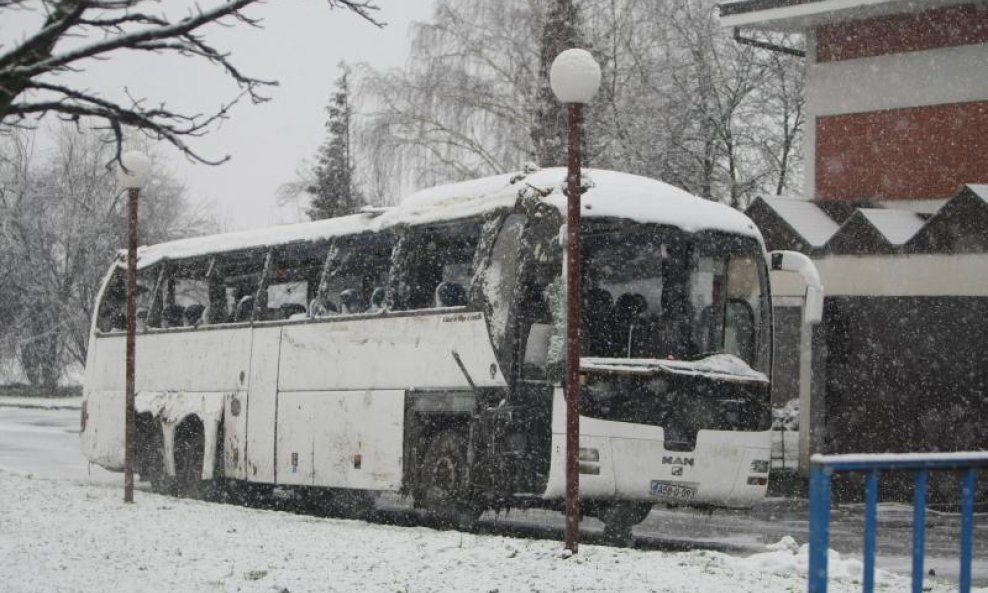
[
  {"xmin": 816, "ymin": 101, "xmax": 988, "ymax": 202},
  {"xmin": 817, "ymin": 4, "xmax": 988, "ymax": 62}
]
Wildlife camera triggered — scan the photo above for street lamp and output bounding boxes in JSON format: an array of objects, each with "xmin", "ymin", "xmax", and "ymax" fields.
[
  {"xmin": 549, "ymin": 48, "xmax": 600, "ymax": 554},
  {"xmin": 115, "ymin": 150, "xmax": 151, "ymax": 504}
]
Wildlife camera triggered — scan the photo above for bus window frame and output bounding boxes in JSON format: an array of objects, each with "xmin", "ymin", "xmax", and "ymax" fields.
[{"xmin": 145, "ymin": 264, "xmax": 166, "ymax": 330}]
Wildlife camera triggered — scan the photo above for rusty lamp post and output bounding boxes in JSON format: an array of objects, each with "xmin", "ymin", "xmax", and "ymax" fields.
[
  {"xmin": 549, "ymin": 48, "xmax": 601, "ymax": 554},
  {"xmin": 116, "ymin": 150, "xmax": 151, "ymax": 504}
]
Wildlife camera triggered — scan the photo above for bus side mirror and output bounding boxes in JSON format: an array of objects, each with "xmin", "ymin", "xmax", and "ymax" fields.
[
  {"xmin": 769, "ymin": 250, "xmax": 824, "ymax": 326},
  {"xmin": 804, "ymin": 285, "xmax": 823, "ymax": 326}
]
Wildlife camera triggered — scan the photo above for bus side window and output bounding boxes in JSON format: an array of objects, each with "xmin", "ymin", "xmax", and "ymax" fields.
[
  {"xmin": 96, "ymin": 265, "xmax": 158, "ymax": 333},
  {"xmin": 206, "ymin": 249, "xmax": 267, "ymax": 324},
  {"xmin": 155, "ymin": 258, "xmax": 210, "ymax": 328},
  {"xmin": 311, "ymin": 232, "xmax": 394, "ymax": 317},
  {"xmin": 393, "ymin": 221, "xmax": 481, "ymax": 311},
  {"xmin": 261, "ymin": 242, "xmax": 330, "ymax": 321},
  {"xmin": 96, "ymin": 269, "xmax": 127, "ymax": 333}
]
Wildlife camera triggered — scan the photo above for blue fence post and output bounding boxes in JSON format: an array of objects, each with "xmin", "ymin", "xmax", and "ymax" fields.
[
  {"xmin": 862, "ymin": 470, "xmax": 879, "ymax": 593},
  {"xmin": 911, "ymin": 469, "xmax": 928, "ymax": 593},
  {"xmin": 809, "ymin": 462, "xmax": 831, "ymax": 593},
  {"xmin": 959, "ymin": 468, "xmax": 976, "ymax": 593}
]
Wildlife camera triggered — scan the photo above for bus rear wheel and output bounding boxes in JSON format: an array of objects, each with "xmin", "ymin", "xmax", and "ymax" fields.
[
  {"xmin": 135, "ymin": 415, "xmax": 174, "ymax": 494},
  {"xmin": 173, "ymin": 416, "xmax": 213, "ymax": 499},
  {"xmin": 418, "ymin": 429, "xmax": 482, "ymax": 529},
  {"xmin": 600, "ymin": 501, "xmax": 652, "ymax": 544}
]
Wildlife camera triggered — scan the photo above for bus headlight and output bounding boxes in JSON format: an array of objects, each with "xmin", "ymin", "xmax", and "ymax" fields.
[
  {"xmin": 579, "ymin": 448, "xmax": 600, "ymax": 475},
  {"xmin": 750, "ymin": 460, "xmax": 769, "ymax": 474},
  {"xmin": 579, "ymin": 448, "xmax": 599, "ymax": 462}
]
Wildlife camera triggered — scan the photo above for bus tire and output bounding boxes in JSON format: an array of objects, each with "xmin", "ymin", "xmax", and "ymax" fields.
[
  {"xmin": 418, "ymin": 429, "xmax": 482, "ymax": 529},
  {"xmin": 600, "ymin": 501, "xmax": 652, "ymax": 544},
  {"xmin": 173, "ymin": 416, "xmax": 212, "ymax": 499},
  {"xmin": 135, "ymin": 415, "xmax": 172, "ymax": 494}
]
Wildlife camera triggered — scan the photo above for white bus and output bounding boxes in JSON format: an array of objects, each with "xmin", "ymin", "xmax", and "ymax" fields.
[{"xmin": 81, "ymin": 167, "xmax": 810, "ymax": 536}]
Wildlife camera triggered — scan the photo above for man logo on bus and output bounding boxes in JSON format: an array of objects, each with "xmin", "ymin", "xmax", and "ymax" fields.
[{"xmin": 662, "ymin": 456, "xmax": 694, "ymax": 466}]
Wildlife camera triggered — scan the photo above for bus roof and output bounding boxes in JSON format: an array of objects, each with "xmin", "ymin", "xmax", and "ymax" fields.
[{"xmin": 130, "ymin": 167, "xmax": 762, "ymax": 269}]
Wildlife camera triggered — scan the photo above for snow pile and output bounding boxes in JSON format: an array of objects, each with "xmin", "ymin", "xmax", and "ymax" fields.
[
  {"xmin": 0, "ymin": 470, "xmax": 963, "ymax": 593},
  {"xmin": 741, "ymin": 536, "xmax": 864, "ymax": 583},
  {"xmin": 582, "ymin": 353, "xmax": 769, "ymax": 383},
  {"xmin": 773, "ymin": 398, "xmax": 799, "ymax": 430}
]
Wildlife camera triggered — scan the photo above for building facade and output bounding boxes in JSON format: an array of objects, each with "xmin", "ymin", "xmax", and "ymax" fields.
[{"xmin": 721, "ymin": 0, "xmax": 988, "ymax": 497}]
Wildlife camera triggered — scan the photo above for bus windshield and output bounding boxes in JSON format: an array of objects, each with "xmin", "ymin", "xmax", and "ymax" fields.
[{"xmin": 578, "ymin": 223, "xmax": 769, "ymax": 372}]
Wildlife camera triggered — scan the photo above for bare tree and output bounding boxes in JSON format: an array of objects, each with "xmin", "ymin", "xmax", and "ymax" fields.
[
  {"xmin": 758, "ymin": 40, "xmax": 805, "ymax": 197},
  {"xmin": 356, "ymin": 0, "xmax": 545, "ymax": 202},
  {"xmin": 355, "ymin": 0, "xmax": 804, "ymax": 208},
  {"xmin": 0, "ymin": 0, "xmax": 381, "ymax": 166},
  {"xmin": 0, "ymin": 124, "xmax": 215, "ymax": 385}
]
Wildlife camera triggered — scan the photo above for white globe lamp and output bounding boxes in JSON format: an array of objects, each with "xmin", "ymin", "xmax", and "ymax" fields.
[
  {"xmin": 116, "ymin": 151, "xmax": 151, "ymax": 189},
  {"xmin": 549, "ymin": 48, "xmax": 601, "ymax": 104}
]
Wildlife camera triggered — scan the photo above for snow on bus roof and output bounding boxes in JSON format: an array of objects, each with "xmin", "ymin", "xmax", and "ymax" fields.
[
  {"xmin": 384, "ymin": 167, "xmax": 761, "ymax": 238},
  {"xmin": 131, "ymin": 168, "xmax": 760, "ymax": 269},
  {"xmin": 134, "ymin": 213, "xmax": 377, "ymax": 269}
]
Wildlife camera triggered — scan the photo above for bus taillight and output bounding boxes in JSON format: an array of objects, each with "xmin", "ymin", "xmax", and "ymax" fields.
[{"xmin": 80, "ymin": 400, "xmax": 88, "ymax": 433}]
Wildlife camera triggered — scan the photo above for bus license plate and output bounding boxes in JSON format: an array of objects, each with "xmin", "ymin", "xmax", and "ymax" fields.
[{"xmin": 650, "ymin": 481, "xmax": 696, "ymax": 501}]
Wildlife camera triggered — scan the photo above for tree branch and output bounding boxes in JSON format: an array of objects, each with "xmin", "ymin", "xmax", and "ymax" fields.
[{"xmin": 0, "ymin": 1, "xmax": 383, "ymax": 165}]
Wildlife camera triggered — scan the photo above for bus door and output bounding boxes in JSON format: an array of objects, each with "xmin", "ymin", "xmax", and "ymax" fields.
[{"xmin": 245, "ymin": 325, "xmax": 281, "ymax": 483}]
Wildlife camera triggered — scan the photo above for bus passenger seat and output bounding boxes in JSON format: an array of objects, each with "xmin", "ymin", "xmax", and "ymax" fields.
[
  {"xmin": 368, "ymin": 287, "xmax": 386, "ymax": 312},
  {"xmin": 110, "ymin": 311, "xmax": 128, "ymax": 331},
  {"xmin": 235, "ymin": 296, "xmax": 254, "ymax": 322},
  {"xmin": 435, "ymin": 282, "xmax": 466, "ymax": 307},
  {"xmin": 583, "ymin": 287, "xmax": 613, "ymax": 356},
  {"xmin": 184, "ymin": 304, "xmax": 206, "ymax": 326},
  {"xmin": 308, "ymin": 297, "xmax": 337, "ymax": 317},
  {"xmin": 163, "ymin": 304, "xmax": 185, "ymax": 328},
  {"xmin": 339, "ymin": 289, "xmax": 365, "ymax": 314},
  {"xmin": 280, "ymin": 303, "xmax": 306, "ymax": 319}
]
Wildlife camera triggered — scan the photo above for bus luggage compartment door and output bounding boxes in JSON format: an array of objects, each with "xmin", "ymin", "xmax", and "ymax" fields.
[{"xmin": 276, "ymin": 390, "xmax": 404, "ymax": 490}]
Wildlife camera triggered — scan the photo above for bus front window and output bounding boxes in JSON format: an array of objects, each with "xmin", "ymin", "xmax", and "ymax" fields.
[
  {"xmin": 579, "ymin": 225, "xmax": 769, "ymax": 372},
  {"xmin": 690, "ymin": 238, "xmax": 769, "ymax": 371}
]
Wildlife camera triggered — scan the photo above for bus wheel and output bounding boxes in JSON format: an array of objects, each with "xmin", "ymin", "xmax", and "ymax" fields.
[
  {"xmin": 135, "ymin": 416, "xmax": 172, "ymax": 494},
  {"xmin": 600, "ymin": 502, "xmax": 652, "ymax": 545},
  {"xmin": 173, "ymin": 416, "xmax": 212, "ymax": 499},
  {"xmin": 419, "ymin": 430, "xmax": 482, "ymax": 529}
]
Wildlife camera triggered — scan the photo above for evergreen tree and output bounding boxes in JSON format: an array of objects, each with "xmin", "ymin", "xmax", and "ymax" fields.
[
  {"xmin": 307, "ymin": 66, "xmax": 364, "ymax": 220},
  {"xmin": 533, "ymin": 0, "xmax": 585, "ymax": 168}
]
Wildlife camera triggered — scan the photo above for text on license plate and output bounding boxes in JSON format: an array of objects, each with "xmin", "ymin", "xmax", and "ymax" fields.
[{"xmin": 650, "ymin": 480, "xmax": 696, "ymax": 500}]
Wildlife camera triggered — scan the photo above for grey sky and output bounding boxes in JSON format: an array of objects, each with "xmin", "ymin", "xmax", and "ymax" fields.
[
  {"xmin": 177, "ymin": 1, "xmax": 437, "ymax": 230},
  {"xmin": 4, "ymin": 1, "xmax": 436, "ymax": 231},
  {"xmin": 173, "ymin": 1, "xmax": 438, "ymax": 230}
]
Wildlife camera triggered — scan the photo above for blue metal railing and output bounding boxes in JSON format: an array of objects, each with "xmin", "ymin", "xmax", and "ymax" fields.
[{"xmin": 809, "ymin": 452, "xmax": 988, "ymax": 593}]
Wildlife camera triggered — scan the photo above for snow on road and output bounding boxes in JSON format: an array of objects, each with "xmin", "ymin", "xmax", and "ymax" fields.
[{"xmin": 0, "ymin": 469, "xmax": 967, "ymax": 593}]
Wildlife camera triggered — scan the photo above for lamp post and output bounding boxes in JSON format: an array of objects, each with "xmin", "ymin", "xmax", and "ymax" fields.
[
  {"xmin": 549, "ymin": 48, "xmax": 601, "ymax": 554},
  {"xmin": 116, "ymin": 150, "xmax": 151, "ymax": 504}
]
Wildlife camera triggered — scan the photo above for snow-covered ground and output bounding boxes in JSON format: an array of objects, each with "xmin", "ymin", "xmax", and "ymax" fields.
[
  {"xmin": 1, "ymin": 404, "xmax": 983, "ymax": 592},
  {"xmin": 0, "ymin": 468, "xmax": 969, "ymax": 593}
]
